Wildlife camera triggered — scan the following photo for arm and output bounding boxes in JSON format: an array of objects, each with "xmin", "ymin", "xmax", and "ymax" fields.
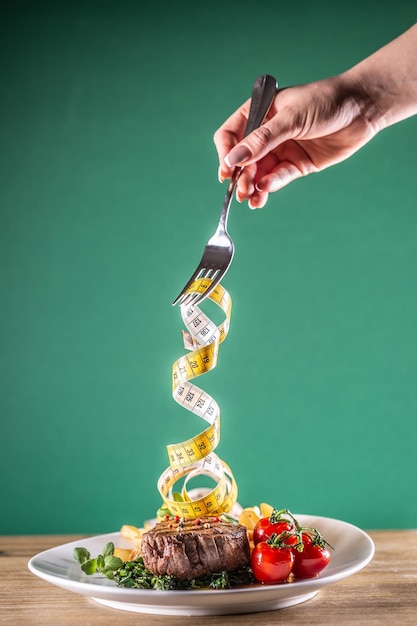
[
  {"xmin": 214, "ymin": 24, "xmax": 417, "ymax": 209},
  {"xmin": 348, "ymin": 23, "xmax": 417, "ymax": 128}
]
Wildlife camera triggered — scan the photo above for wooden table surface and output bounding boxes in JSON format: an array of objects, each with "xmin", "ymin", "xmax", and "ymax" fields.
[{"xmin": 1, "ymin": 531, "xmax": 416, "ymax": 625}]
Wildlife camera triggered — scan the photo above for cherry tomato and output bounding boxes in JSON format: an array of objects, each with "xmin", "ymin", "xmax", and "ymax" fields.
[
  {"xmin": 292, "ymin": 533, "xmax": 331, "ymax": 579},
  {"xmin": 251, "ymin": 541, "xmax": 295, "ymax": 584},
  {"xmin": 253, "ymin": 518, "xmax": 297, "ymax": 546}
]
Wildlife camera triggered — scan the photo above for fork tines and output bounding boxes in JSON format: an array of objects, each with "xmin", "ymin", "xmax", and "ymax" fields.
[{"xmin": 173, "ymin": 272, "xmax": 221, "ymax": 308}]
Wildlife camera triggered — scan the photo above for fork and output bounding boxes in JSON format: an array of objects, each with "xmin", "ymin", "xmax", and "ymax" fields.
[{"xmin": 172, "ymin": 73, "xmax": 278, "ymax": 308}]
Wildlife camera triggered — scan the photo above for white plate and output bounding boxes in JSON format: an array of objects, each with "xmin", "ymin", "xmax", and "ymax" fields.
[{"xmin": 28, "ymin": 515, "xmax": 374, "ymax": 616}]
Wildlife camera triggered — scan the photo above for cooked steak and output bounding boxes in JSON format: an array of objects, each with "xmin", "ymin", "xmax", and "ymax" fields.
[{"xmin": 141, "ymin": 516, "xmax": 250, "ymax": 580}]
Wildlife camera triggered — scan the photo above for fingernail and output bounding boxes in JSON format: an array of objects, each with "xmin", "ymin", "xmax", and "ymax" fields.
[
  {"xmin": 255, "ymin": 180, "xmax": 267, "ymax": 192},
  {"xmin": 218, "ymin": 165, "xmax": 225, "ymax": 183},
  {"xmin": 225, "ymin": 144, "xmax": 252, "ymax": 167},
  {"xmin": 249, "ymin": 195, "xmax": 267, "ymax": 210}
]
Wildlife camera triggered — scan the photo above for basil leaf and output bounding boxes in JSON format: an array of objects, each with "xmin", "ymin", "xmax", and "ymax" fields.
[
  {"xmin": 73, "ymin": 547, "xmax": 90, "ymax": 564},
  {"xmin": 102, "ymin": 542, "xmax": 114, "ymax": 557},
  {"xmin": 104, "ymin": 555, "xmax": 123, "ymax": 571},
  {"xmin": 96, "ymin": 554, "xmax": 105, "ymax": 570},
  {"xmin": 81, "ymin": 559, "xmax": 97, "ymax": 575}
]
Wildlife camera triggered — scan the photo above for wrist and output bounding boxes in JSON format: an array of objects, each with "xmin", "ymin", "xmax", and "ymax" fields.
[
  {"xmin": 343, "ymin": 24, "xmax": 417, "ymax": 131},
  {"xmin": 337, "ymin": 69, "xmax": 388, "ymax": 132}
]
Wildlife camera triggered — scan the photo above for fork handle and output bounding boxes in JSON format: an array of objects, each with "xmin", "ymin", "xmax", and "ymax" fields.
[
  {"xmin": 217, "ymin": 74, "xmax": 278, "ymax": 234},
  {"xmin": 243, "ymin": 74, "xmax": 278, "ymax": 137}
]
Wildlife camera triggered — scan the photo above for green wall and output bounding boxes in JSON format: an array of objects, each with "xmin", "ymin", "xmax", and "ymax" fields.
[{"xmin": 2, "ymin": 1, "xmax": 417, "ymax": 534}]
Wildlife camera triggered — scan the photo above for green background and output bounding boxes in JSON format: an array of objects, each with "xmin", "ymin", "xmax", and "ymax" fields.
[{"xmin": 1, "ymin": 1, "xmax": 417, "ymax": 534}]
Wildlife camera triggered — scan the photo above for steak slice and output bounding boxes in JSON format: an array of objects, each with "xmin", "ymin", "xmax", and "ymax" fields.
[{"xmin": 141, "ymin": 516, "xmax": 250, "ymax": 580}]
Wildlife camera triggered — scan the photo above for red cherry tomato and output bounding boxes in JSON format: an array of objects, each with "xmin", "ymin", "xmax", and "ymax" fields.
[
  {"xmin": 251, "ymin": 541, "xmax": 295, "ymax": 584},
  {"xmin": 292, "ymin": 533, "xmax": 331, "ymax": 578},
  {"xmin": 253, "ymin": 518, "xmax": 297, "ymax": 546}
]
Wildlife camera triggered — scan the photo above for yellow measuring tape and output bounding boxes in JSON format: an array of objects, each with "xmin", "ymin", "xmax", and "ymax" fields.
[{"xmin": 157, "ymin": 278, "xmax": 238, "ymax": 518}]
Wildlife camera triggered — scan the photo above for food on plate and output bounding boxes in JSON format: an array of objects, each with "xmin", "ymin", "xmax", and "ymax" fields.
[
  {"xmin": 252, "ymin": 511, "xmax": 298, "ymax": 547},
  {"xmin": 251, "ymin": 536, "xmax": 295, "ymax": 584},
  {"xmin": 74, "ymin": 505, "xmax": 333, "ymax": 589},
  {"xmin": 248, "ymin": 508, "xmax": 333, "ymax": 584},
  {"xmin": 114, "ymin": 524, "xmax": 145, "ymax": 561},
  {"xmin": 73, "ymin": 542, "xmax": 123, "ymax": 580},
  {"xmin": 259, "ymin": 502, "xmax": 274, "ymax": 518},
  {"xmin": 140, "ymin": 515, "xmax": 250, "ymax": 580},
  {"xmin": 291, "ymin": 532, "xmax": 331, "ymax": 579},
  {"xmin": 114, "ymin": 554, "xmax": 254, "ymax": 590}
]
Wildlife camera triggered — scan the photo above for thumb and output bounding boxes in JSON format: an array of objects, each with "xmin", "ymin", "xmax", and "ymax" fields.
[{"xmin": 224, "ymin": 114, "xmax": 297, "ymax": 167}]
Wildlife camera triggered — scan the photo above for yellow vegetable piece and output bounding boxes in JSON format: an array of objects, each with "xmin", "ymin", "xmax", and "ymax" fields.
[
  {"xmin": 260, "ymin": 502, "xmax": 274, "ymax": 518},
  {"xmin": 120, "ymin": 524, "xmax": 144, "ymax": 546},
  {"xmin": 238, "ymin": 506, "xmax": 261, "ymax": 530},
  {"xmin": 113, "ymin": 547, "xmax": 134, "ymax": 561}
]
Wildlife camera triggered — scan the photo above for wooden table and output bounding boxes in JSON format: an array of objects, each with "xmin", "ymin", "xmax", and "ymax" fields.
[{"xmin": 1, "ymin": 531, "xmax": 416, "ymax": 625}]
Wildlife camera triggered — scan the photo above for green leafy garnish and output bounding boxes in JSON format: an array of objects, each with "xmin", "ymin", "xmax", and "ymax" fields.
[
  {"xmin": 113, "ymin": 557, "xmax": 254, "ymax": 590},
  {"xmin": 73, "ymin": 542, "xmax": 123, "ymax": 580}
]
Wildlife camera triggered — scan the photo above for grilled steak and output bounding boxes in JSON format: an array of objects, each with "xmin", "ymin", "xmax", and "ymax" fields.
[{"xmin": 141, "ymin": 516, "xmax": 250, "ymax": 580}]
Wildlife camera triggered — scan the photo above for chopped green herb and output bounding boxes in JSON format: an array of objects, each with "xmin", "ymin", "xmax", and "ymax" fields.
[{"xmin": 113, "ymin": 557, "xmax": 255, "ymax": 590}]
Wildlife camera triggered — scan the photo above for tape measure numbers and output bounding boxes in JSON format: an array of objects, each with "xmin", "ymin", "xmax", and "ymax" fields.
[{"xmin": 157, "ymin": 279, "xmax": 238, "ymax": 518}]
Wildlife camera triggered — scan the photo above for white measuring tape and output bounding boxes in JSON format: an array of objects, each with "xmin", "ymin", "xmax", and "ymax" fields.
[{"xmin": 157, "ymin": 278, "xmax": 238, "ymax": 518}]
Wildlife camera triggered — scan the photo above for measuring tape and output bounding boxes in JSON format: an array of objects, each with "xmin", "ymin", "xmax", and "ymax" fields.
[{"xmin": 157, "ymin": 278, "xmax": 238, "ymax": 518}]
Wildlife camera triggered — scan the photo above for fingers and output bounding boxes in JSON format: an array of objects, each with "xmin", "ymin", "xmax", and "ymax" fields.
[
  {"xmin": 224, "ymin": 101, "xmax": 297, "ymax": 156},
  {"xmin": 240, "ymin": 162, "xmax": 304, "ymax": 209},
  {"xmin": 225, "ymin": 125, "xmax": 275, "ymax": 168},
  {"xmin": 258, "ymin": 162, "xmax": 304, "ymax": 193},
  {"xmin": 217, "ymin": 130, "xmax": 282, "ymax": 185},
  {"xmin": 214, "ymin": 98, "xmax": 253, "ymax": 182},
  {"xmin": 217, "ymin": 126, "xmax": 276, "ymax": 182},
  {"xmin": 236, "ymin": 141, "xmax": 318, "ymax": 209},
  {"xmin": 215, "ymin": 108, "xmax": 302, "ymax": 193}
]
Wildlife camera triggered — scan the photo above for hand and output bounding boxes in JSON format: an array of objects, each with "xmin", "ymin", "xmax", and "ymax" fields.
[{"xmin": 214, "ymin": 75, "xmax": 379, "ymax": 209}]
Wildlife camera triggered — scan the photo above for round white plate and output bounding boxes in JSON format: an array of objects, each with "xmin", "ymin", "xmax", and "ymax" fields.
[{"xmin": 28, "ymin": 514, "xmax": 374, "ymax": 616}]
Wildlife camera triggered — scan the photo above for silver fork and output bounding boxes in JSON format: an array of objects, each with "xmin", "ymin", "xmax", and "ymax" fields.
[{"xmin": 172, "ymin": 74, "xmax": 278, "ymax": 307}]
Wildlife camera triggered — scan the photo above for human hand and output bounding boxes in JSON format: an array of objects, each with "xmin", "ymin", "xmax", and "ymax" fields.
[{"xmin": 214, "ymin": 74, "xmax": 380, "ymax": 209}]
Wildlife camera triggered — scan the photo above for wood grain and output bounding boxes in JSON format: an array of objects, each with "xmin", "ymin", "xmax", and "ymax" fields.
[{"xmin": 1, "ymin": 531, "xmax": 416, "ymax": 625}]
